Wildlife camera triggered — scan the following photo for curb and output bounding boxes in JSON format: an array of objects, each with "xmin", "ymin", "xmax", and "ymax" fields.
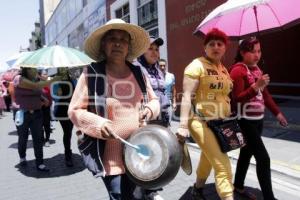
[
  {"xmin": 264, "ymin": 121, "xmax": 300, "ymax": 131},
  {"xmin": 186, "ymin": 143, "xmax": 300, "ymax": 180}
]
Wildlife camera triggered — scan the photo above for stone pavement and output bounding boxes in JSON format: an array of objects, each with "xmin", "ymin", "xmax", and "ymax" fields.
[{"xmin": 0, "ymin": 110, "xmax": 300, "ymax": 200}]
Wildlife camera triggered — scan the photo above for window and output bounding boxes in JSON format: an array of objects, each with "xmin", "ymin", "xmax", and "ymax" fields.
[
  {"xmin": 137, "ymin": 0, "xmax": 158, "ymax": 33},
  {"xmin": 115, "ymin": 3, "xmax": 130, "ymax": 23}
]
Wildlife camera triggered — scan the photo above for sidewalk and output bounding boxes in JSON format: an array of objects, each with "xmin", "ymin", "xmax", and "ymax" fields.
[
  {"xmin": 171, "ymin": 99, "xmax": 300, "ymax": 180},
  {"xmin": 1, "ymin": 111, "xmax": 300, "ymax": 199}
]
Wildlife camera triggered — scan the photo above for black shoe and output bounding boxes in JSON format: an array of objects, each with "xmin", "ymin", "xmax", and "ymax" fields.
[
  {"xmin": 234, "ymin": 188, "xmax": 257, "ymax": 200},
  {"xmin": 65, "ymin": 158, "xmax": 74, "ymax": 167},
  {"xmin": 191, "ymin": 184, "xmax": 206, "ymax": 200},
  {"xmin": 65, "ymin": 151, "xmax": 74, "ymax": 167},
  {"xmin": 19, "ymin": 158, "xmax": 27, "ymax": 166},
  {"xmin": 36, "ymin": 164, "xmax": 50, "ymax": 172}
]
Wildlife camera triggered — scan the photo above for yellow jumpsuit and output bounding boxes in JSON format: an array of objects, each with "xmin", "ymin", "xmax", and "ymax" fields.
[{"xmin": 184, "ymin": 57, "xmax": 234, "ymax": 198}]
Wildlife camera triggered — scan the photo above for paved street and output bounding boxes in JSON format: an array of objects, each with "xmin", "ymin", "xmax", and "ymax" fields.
[{"xmin": 0, "ymin": 106, "xmax": 300, "ymax": 199}]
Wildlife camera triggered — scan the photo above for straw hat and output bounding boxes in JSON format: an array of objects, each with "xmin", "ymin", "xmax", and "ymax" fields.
[{"xmin": 84, "ymin": 19, "xmax": 150, "ymax": 62}]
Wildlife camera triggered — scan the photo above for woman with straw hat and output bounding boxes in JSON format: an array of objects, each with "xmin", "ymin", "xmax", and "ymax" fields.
[{"xmin": 68, "ymin": 19, "xmax": 160, "ymax": 200}]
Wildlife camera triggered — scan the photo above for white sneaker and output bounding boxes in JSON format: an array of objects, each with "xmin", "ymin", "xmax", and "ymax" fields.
[
  {"xmin": 152, "ymin": 194, "xmax": 164, "ymax": 200},
  {"xmin": 145, "ymin": 192, "xmax": 164, "ymax": 200},
  {"xmin": 50, "ymin": 122, "xmax": 55, "ymax": 130},
  {"xmin": 36, "ymin": 164, "xmax": 50, "ymax": 172},
  {"xmin": 133, "ymin": 186, "xmax": 143, "ymax": 199},
  {"xmin": 44, "ymin": 141, "xmax": 50, "ymax": 147}
]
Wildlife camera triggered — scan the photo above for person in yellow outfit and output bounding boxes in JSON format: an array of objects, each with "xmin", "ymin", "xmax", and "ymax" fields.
[{"xmin": 177, "ymin": 28, "xmax": 234, "ymax": 200}]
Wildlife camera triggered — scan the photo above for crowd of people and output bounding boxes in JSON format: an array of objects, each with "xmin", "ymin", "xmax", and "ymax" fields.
[{"xmin": 0, "ymin": 18, "xmax": 288, "ymax": 200}]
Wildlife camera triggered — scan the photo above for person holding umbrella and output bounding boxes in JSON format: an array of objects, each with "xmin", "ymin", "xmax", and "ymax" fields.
[
  {"xmin": 68, "ymin": 19, "xmax": 160, "ymax": 200},
  {"xmin": 177, "ymin": 28, "xmax": 234, "ymax": 200},
  {"xmin": 38, "ymin": 70, "xmax": 52, "ymax": 148},
  {"xmin": 0, "ymin": 81, "xmax": 6, "ymax": 116},
  {"xmin": 13, "ymin": 67, "xmax": 61, "ymax": 171},
  {"xmin": 230, "ymin": 37, "xmax": 288, "ymax": 200}
]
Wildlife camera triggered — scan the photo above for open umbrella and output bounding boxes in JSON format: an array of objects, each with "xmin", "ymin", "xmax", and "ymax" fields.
[
  {"xmin": 194, "ymin": 0, "xmax": 300, "ymax": 39},
  {"xmin": 0, "ymin": 62, "xmax": 10, "ymax": 73},
  {"xmin": 0, "ymin": 52, "xmax": 33, "ymax": 73},
  {"xmin": 17, "ymin": 45, "xmax": 95, "ymax": 68},
  {"xmin": 5, "ymin": 52, "xmax": 33, "ymax": 67}
]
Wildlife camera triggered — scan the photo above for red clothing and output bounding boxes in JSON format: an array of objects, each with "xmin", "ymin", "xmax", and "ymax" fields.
[
  {"xmin": 230, "ymin": 63, "xmax": 280, "ymax": 118},
  {"xmin": 42, "ymin": 86, "xmax": 52, "ymax": 106}
]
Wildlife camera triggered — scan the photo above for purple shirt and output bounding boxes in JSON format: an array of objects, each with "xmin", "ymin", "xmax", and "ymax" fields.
[{"xmin": 13, "ymin": 75, "xmax": 42, "ymax": 110}]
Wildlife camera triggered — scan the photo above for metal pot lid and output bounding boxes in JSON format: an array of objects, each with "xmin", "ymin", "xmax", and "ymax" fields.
[{"xmin": 124, "ymin": 126, "xmax": 174, "ymax": 181}]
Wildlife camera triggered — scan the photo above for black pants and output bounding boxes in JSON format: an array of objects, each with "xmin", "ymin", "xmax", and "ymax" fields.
[
  {"xmin": 17, "ymin": 110, "xmax": 44, "ymax": 166},
  {"xmin": 41, "ymin": 106, "xmax": 51, "ymax": 142},
  {"xmin": 234, "ymin": 119, "xmax": 276, "ymax": 200},
  {"xmin": 4, "ymin": 95, "xmax": 11, "ymax": 111},
  {"xmin": 102, "ymin": 174, "xmax": 136, "ymax": 200},
  {"xmin": 59, "ymin": 120, "xmax": 73, "ymax": 157}
]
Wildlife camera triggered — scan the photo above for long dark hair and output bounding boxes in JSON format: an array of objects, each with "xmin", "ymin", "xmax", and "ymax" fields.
[
  {"xmin": 235, "ymin": 37, "xmax": 260, "ymax": 63},
  {"xmin": 20, "ymin": 68, "xmax": 30, "ymax": 79}
]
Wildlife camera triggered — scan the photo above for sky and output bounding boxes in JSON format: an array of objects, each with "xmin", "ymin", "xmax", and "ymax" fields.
[{"xmin": 0, "ymin": 0, "xmax": 39, "ymax": 69}]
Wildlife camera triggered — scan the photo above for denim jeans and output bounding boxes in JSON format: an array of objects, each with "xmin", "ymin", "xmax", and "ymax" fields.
[
  {"xmin": 102, "ymin": 174, "xmax": 136, "ymax": 200},
  {"xmin": 17, "ymin": 110, "xmax": 44, "ymax": 166}
]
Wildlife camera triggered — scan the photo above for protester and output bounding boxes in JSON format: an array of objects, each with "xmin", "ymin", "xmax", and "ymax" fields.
[
  {"xmin": 68, "ymin": 19, "xmax": 160, "ymax": 200},
  {"xmin": 8, "ymin": 79, "xmax": 18, "ymax": 120},
  {"xmin": 158, "ymin": 58, "xmax": 177, "ymax": 122},
  {"xmin": 0, "ymin": 81, "xmax": 6, "ymax": 116},
  {"xmin": 230, "ymin": 37, "xmax": 288, "ymax": 200},
  {"xmin": 2, "ymin": 81, "xmax": 11, "ymax": 112},
  {"xmin": 135, "ymin": 36, "xmax": 170, "ymax": 128},
  {"xmin": 53, "ymin": 68, "xmax": 75, "ymax": 167},
  {"xmin": 177, "ymin": 28, "xmax": 234, "ymax": 200},
  {"xmin": 38, "ymin": 70, "xmax": 52, "ymax": 147},
  {"xmin": 13, "ymin": 67, "xmax": 60, "ymax": 172}
]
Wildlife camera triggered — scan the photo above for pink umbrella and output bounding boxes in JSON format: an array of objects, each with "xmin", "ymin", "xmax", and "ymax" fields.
[{"xmin": 194, "ymin": 0, "xmax": 300, "ymax": 39}]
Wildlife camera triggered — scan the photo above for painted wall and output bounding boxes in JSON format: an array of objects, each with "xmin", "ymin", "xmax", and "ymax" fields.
[
  {"xmin": 165, "ymin": 0, "xmax": 237, "ymax": 94},
  {"xmin": 165, "ymin": 0, "xmax": 300, "ymax": 98}
]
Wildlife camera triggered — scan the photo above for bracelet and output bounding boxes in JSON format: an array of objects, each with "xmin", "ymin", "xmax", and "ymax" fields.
[{"xmin": 179, "ymin": 124, "xmax": 188, "ymax": 129}]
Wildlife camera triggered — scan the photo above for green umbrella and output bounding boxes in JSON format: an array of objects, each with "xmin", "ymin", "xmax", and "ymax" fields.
[{"xmin": 18, "ymin": 45, "xmax": 95, "ymax": 68}]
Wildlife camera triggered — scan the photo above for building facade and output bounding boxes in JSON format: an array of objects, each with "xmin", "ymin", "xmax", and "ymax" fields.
[
  {"xmin": 27, "ymin": 22, "xmax": 42, "ymax": 51},
  {"xmin": 41, "ymin": 0, "xmax": 300, "ymax": 99}
]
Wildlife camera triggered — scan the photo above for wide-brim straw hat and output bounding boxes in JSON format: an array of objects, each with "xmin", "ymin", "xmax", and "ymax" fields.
[{"xmin": 84, "ymin": 19, "xmax": 150, "ymax": 62}]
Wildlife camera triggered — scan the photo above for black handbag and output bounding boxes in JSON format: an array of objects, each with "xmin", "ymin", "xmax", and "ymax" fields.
[
  {"xmin": 77, "ymin": 131, "xmax": 106, "ymax": 177},
  {"xmin": 206, "ymin": 118, "xmax": 246, "ymax": 153}
]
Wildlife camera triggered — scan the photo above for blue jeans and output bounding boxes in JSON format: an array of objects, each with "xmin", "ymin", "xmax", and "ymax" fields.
[
  {"xmin": 17, "ymin": 110, "xmax": 44, "ymax": 166},
  {"xmin": 102, "ymin": 174, "xmax": 136, "ymax": 200}
]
